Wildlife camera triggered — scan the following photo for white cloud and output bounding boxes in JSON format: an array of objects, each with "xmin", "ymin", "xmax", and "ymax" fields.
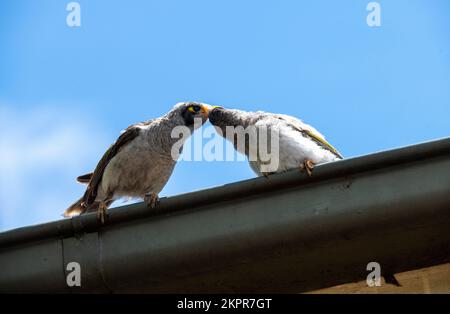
[{"xmin": 0, "ymin": 106, "xmax": 109, "ymax": 231}]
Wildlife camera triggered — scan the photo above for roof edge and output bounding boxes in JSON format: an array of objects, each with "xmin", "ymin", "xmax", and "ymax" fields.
[{"xmin": 1, "ymin": 137, "xmax": 449, "ymax": 248}]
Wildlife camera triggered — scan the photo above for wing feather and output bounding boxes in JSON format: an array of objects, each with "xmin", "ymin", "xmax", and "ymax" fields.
[
  {"xmin": 274, "ymin": 114, "xmax": 343, "ymax": 159},
  {"xmin": 82, "ymin": 125, "xmax": 142, "ymax": 206}
]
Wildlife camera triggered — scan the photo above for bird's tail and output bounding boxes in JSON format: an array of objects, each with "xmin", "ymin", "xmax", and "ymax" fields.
[{"xmin": 63, "ymin": 197, "xmax": 87, "ymax": 217}]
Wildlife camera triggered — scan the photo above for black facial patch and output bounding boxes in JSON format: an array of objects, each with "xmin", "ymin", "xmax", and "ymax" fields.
[
  {"xmin": 182, "ymin": 107, "xmax": 195, "ymax": 126},
  {"xmin": 208, "ymin": 107, "xmax": 224, "ymax": 126}
]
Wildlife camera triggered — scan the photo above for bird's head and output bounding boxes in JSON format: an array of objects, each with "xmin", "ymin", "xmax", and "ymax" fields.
[
  {"xmin": 208, "ymin": 107, "xmax": 264, "ymax": 157},
  {"xmin": 208, "ymin": 107, "xmax": 256, "ymax": 135},
  {"xmin": 168, "ymin": 102, "xmax": 216, "ymax": 130}
]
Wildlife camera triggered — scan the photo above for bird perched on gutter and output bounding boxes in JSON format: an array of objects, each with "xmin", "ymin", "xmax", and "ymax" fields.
[
  {"xmin": 64, "ymin": 102, "xmax": 213, "ymax": 223},
  {"xmin": 208, "ymin": 107, "xmax": 343, "ymax": 176}
]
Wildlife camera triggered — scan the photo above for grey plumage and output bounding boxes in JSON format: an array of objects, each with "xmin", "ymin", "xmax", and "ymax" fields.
[
  {"xmin": 208, "ymin": 107, "xmax": 343, "ymax": 176},
  {"xmin": 64, "ymin": 102, "xmax": 212, "ymax": 220}
]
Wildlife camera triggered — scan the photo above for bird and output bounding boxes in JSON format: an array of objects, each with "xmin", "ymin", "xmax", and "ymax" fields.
[
  {"xmin": 208, "ymin": 107, "xmax": 343, "ymax": 177},
  {"xmin": 64, "ymin": 102, "xmax": 213, "ymax": 223}
]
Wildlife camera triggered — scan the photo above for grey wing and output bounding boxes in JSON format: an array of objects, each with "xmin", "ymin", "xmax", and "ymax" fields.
[
  {"xmin": 272, "ymin": 114, "xmax": 343, "ymax": 159},
  {"xmin": 82, "ymin": 125, "xmax": 142, "ymax": 206},
  {"xmin": 272, "ymin": 114, "xmax": 324, "ymax": 137},
  {"xmin": 75, "ymin": 121, "xmax": 154, "ymax": 185}
]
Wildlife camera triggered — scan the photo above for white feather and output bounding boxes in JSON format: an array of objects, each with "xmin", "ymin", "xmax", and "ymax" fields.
[{"xmin": 251, "ymin": 116, "xmax": 340, "ymax": 175}]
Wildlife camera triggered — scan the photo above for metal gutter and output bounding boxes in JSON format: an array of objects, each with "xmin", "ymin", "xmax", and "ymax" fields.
[{"xmin": 0, "ymin": 137, "xmax": 450, "ymax": 292}]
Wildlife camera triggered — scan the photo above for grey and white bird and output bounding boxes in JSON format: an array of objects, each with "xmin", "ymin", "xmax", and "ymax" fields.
[
  {"xmin": 64, "ymin": 102, "xmax": 213, "ymax": 223},
  {"xmin": 208, "ymin": 107, "xmax": 343, "ymax": 176}
]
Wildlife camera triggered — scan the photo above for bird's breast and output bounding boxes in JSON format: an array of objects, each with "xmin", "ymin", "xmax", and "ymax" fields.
[{"xmin": 100, "ymin": 138, "xmax": 176, "ymax": 198}]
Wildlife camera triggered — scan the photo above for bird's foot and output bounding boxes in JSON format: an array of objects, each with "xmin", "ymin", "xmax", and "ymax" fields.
[
  {"xmin": 144, "ymin": 192, "xmax": 159, "ymax": 209},
  {"xmin": 299, "ymin": 159, "xmax": 315, "ymax": 177},
  {"xmin": 97, "ymin": 202, "xmax": 108, "ymax": 224}
]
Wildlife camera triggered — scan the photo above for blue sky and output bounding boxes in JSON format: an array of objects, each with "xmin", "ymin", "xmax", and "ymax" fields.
[{"xmin": 0, "ymin": 0, "xmax": 449, "ymax": 231}]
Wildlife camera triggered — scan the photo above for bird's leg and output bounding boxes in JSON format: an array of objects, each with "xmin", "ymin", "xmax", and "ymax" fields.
[
  {"xmin": 144, "ymin": 192, "xmax": 159, "ymax": 209},
  {"xmin": 97, "ymin": 201, "xmax": 108, "ymax": 224},
  {"xmin": 299, "ymin": 159, "xmax": 315, "ymax": 177}
]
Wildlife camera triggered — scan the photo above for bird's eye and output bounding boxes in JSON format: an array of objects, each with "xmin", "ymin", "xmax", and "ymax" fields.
[{"xmin": 188, "ymin": 105, "xmax": 202, "ymax": 113}]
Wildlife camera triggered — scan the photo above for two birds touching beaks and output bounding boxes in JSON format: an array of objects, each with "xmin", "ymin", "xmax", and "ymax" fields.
[{"xmin": 64, "ymin": 102, "xmax": 343, "ymax": 223}]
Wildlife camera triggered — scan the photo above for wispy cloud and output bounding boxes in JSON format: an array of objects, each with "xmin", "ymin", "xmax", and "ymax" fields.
[{"xmin": 0, "ymin": 105, "xmax": 109, "ymax": 231}]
